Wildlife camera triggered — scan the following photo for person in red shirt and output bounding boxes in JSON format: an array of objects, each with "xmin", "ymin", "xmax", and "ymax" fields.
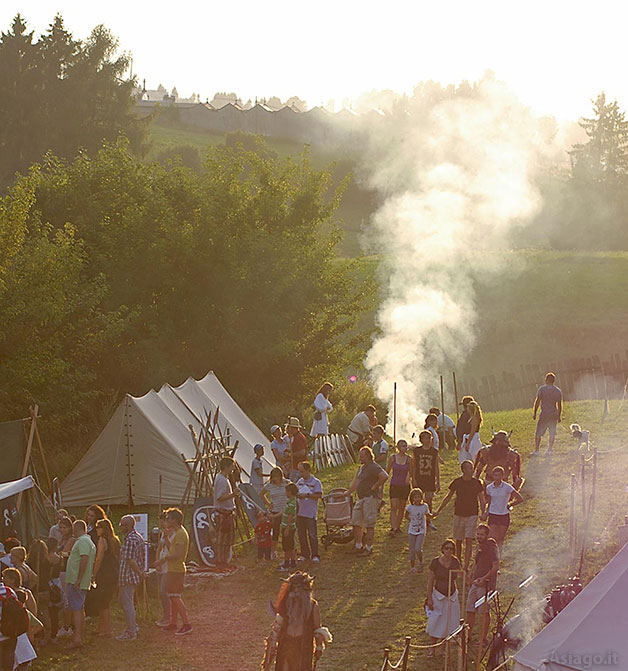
[
  {"xmin": 254, "ymin": 511, "xmax": 273, "ymax": 563},
  {"xmin": 286, "ymin": 417, "xmax": 307, "ymax": 481}
]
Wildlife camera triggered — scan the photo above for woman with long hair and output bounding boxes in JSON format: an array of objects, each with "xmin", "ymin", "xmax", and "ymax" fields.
[
  {"xmin": 28, "ymin": 539, "xmax": 52, "ymax": 643},
  {"xmin": 425, "ymin": 539, "xmax": 461, "ymax": 656},
  {"xmin": 270, "ymin": 572, "xmax": 332, "ymax": 671},
  {"xmin": 459, "ymin": 401, "xmax": 483, "ymax": 464},
  {"xmin": 261, "ymin": 467, "xmax": 290, "ymax": 560},
  {"xmin": 91, "ymin": 518, "xmax": 120, "ymax": 637},
  {"xmin": 85, "ymin": 505, "xmax": 107, "ymax": 545},
  {"xmin": 310, "ymin": 382, "xmax": 333, "ymax": 438},
  {"xmin": 387, "ymin": 440, "xmax": 412, "ymax": 535}
]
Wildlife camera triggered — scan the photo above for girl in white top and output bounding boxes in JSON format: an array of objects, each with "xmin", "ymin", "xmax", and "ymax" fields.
[
  {"xmin": 483, "ymin": 466, "xmax": 524, "ymax": 551},
  {"xmin": 310, "ymin": 382, "xmax": 333, "ymax": 437},
  {"xmin": 405, "ymin": 488, "xmax": 430, "ymax": 572}
]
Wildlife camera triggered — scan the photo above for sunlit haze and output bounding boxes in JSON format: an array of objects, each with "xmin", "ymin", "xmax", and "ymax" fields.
[{"xmin": 3, "ymin": 0, "xmax": 627, "ymax": 120}]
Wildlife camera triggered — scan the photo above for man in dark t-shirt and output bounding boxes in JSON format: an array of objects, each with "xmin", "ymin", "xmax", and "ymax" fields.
[
  {"xmin": 465, "ymin": 524, "xmax": 500, "ymax": 646},
  {"xmin": 532, "ymin": 372, "xmax": 563, "ymax": 456},
  {"xmin": 348, "ymin": 447, "xmax": 388, "ymax": 555},
  {"xmin": 412, "ymin": 430, "xmax": 440, "ymax": 530},
  {"xmin": 433, "ymin": 460, "xmax": 486, "ymax": 569}
]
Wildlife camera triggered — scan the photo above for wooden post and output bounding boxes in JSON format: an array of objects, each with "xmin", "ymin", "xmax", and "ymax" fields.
[
  {"xmin": 16, "ymin": 404, "xmax": 38, "ymax": 512},
  {"xmin": 401, "ymin": 636, "xmax": 411, "ymax": 671},
  {"xmin": 440, "ymin": 375, "xmax": 446, "ymax": 451},
  {"xmin": 393, "ymin": 382, "xmax": 397, "ymax": 447},
  {"xmin": 381, "ymin": 647, "xmax": 390, "ymax": 671},
  {"xmin": 591, "ymin": 449, "xmax": 598, "ymax": 512},
  {"xmin": 475, "ymin": 584, "xmax": 490, "ymax": 669},
  {"xmin": 31, "ymin": 408, "xmax": 52, "ymax": 495},
  {"xmin": 452, "ymin": 372, "xmax": 459, "ymax": 422},
  {"xmin": 458, "ymin": 619, "xmax": 466, "ymax": 671},
  {"xmin": 158, "ymin": 475, "xmax": 163, "ymax": 513},
  {"xmin": 445, "ymin": 568, "xmax": 466, "ymax": 671},
  {"xmin": 569, "ymin": 474, "xmax": 576, "ymax": 559},
  {"xmin": 580, "ymin": 454, "xmax": 586, "ymax": 516}
]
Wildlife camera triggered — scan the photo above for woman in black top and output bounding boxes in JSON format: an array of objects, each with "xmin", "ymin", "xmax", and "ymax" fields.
[
  {"xmin": 28, "ymin": 539, "xmax": 52, "ymax": 643},
  {"xmin": 91, "ymin": 519, "xmax": 120, "ymax": 637},
  {"xmin": 425, "ymin": 539, "xmax": 461, "ymax": 655}
]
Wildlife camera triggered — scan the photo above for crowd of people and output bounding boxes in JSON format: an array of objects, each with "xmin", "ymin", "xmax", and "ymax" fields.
[
  {"xmin": 252, "ymin": 373, "xmax": 563, "ymax": 666},
  {"xmin": 0, "ymin": 373, "xmax": 562, "ymax": 669},
  {"xmin": 0, "ymin": 503, "xmax": 194, "ymax": 669}
]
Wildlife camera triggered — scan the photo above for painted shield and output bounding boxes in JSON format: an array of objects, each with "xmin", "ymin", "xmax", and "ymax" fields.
[
  {"xmin": 238, "ymin": 483, "xmax": 267, "ymax": 527},
  {"xmin": 191, "ymin": 496, "xmax": 220, "ymax": 566}
]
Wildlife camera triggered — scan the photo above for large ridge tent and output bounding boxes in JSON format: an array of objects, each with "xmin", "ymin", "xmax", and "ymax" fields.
[
  {"xmin": 62, "ymin": 372, "xmax": 271, "ymax": 506},
  {"xmin": 513, "ymin": 541, "xmax": 628, "ymax": 671}
]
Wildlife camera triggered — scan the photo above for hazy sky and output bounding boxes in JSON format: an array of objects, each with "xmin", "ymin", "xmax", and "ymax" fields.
[{"xmin": 2, "ymin": 0, "xmax": 626, "ymax": 120}]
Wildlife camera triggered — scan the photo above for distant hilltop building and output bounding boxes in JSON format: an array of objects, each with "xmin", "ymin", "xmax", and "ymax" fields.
[{"xmin": 135, "ymin": 89, "xmax": 372, "ymax": 143}]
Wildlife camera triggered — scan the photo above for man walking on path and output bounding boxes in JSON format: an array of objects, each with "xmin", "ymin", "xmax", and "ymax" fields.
[
  {"xmin": 65, "ymin": 520, "xmax": 96, "ymax": 649},
  {"xmin": 433, "ymin": 460, "xmax": 486, "ymax": 570},
  {"xmin": 295, "ymin": 461, "xmax": 323, "ymax": 563},
  {"xmin": 117, "ymin": 515, "xmax": 146, "ymax": 641},
  {"xmin": 532, "ymin": 373, "xmax": 563, "ymax": 456},
  {"xmin": 349, "ymin": 446, "xmax": 389, "ymax": 556}
]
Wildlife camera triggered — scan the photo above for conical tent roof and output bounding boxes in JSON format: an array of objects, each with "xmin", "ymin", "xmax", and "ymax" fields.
[
  {"xmin": 62, "ymin": 372, "xmax": 270, "ymax": 506},
  {"xmin": 514, "ymin": 541, "xmax": 628, "ymax": 671}
]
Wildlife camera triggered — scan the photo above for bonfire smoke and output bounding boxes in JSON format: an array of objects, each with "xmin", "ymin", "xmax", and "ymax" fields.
[{"xmin": 359, "ymin": 77, "xmax": 551, "ymax": 435}]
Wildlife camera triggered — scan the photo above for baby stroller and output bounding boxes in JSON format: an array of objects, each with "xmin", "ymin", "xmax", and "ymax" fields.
[{"xmin": 321, "ymin": 488, "xmax": 354, "ymax": 549}]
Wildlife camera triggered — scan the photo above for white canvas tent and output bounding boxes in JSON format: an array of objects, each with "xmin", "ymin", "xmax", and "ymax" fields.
[
  {"xmin": 62, "ymin": 372, "xmax": 270, "ymax": 506},
  {"xmin": 0, "ymin": 476, "xmax": 34, "ymax": 502},
  {"xmin": 514, "ymin": 541, "xmax": 628, "ymax": 671}
]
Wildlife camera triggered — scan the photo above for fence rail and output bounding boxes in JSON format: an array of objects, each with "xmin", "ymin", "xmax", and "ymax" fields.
[{"xmin": 458, "ymin": 350, "xmax": 628, "ymax": 413}]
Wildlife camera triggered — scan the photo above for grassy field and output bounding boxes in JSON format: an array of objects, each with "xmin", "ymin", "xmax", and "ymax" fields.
[
  {"xmin": 37, "ymin": 400, "xmax": 628, "ymax": 671},
  {"xmin": 350, "ymin": 250, "xmax": 628, "ymax": 390}
]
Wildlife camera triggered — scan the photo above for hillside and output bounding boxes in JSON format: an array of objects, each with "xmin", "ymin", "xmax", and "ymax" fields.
[{"xmin": 148, "ymin": 123, "xmax": 628, "ymax": 400}]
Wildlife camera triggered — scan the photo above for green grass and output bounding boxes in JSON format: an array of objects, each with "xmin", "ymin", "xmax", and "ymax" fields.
[
  {"xmin": 347, "ymin": 250, "xmax": 628, "ymax": 393},
  {"xmin": 37, "ymin": 400, "xmax": 628, "ymax": 671}
]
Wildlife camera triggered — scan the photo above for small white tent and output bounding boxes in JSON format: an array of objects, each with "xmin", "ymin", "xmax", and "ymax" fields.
[
  {"xmin": 62, "ymin": 372, "xmax": 270, "ymax": 506},
  {"xmin": 513, "ymin": 541, "xmax": 628, "ymax": 671}
]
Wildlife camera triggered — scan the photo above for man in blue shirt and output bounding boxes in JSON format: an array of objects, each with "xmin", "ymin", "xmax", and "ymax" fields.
[{"xmin": 295, "ymin": 461, "xmax": 323, "ymax": 563}]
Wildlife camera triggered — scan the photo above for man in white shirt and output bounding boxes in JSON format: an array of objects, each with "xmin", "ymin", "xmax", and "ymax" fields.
[
  {"xmin": 429, "ymin": 406, "xmax": 456, "ymax": 450},
  {"xmin": 270, "ymin": 425, "xmax": 291, "ymax": 475},
  {"xmin": 347, "ymin": 405, "xmax": 377, "ymax": 448},
  {"xmin": 213, "ymin": 457, "xmax": 240, "ymax": 569}
]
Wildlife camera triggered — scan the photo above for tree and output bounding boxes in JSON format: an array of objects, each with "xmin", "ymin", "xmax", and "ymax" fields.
[
  {"xmin": 0, "ymin": 138, "xmax": 372, "ymax": 467},
  {"xmin": 0, "ymin": 14, "xmax": 148, "ymax": 186},
  {"xmin": 570, "ymin": 93, "xmax": 628, "ymax": 179}
]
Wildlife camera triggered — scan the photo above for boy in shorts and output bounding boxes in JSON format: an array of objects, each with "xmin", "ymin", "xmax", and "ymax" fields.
[{"xmin": 412, "ymin": 431, "xmax": 440, "ymax": 530}]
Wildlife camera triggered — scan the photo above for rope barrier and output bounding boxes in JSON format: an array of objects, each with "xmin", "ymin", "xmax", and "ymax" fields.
[
  {"xmin": 489, "ymin": 656, "xmax": 514, "ymax": 671},
  {"xmin": 407, "ymin": 623, "xmax": 466, "ymax": 649}
]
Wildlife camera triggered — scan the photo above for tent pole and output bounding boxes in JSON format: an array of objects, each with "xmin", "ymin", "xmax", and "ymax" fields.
[
  {"xmin": 16, "ymin": 404, "xmax": 38, "ymax": 512},
  {"xmin": 33, "ymin": 411, "xmax": 53, "ymax": 495},
  {"xmin": 125, "ymin": 396, "xmax": 134, "ymax": 508}
]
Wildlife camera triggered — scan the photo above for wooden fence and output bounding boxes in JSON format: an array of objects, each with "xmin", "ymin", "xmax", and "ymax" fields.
[
  {"xmin": 312, "ymin": 434, "xmax": 356, "ymax": 471},
  {"xmin": 457, "ymin": 350, "xmax": 628, "ymax": 413}
]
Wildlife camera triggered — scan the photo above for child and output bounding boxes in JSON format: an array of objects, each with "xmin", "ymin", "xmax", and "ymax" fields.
[
  {"xmin": 250, "ymin": 444, "xmax": 267, "ymax": 493},
  {"xmin": 277, "ymin": 483, "xmax": 298, "ymax": 572},
  {"xmin": 405, "ymin": 488, "xmax": 430, "ymax": 573},
  {"xmin": 254, "ymin": 510, "xmax": 273, "ymax": 563}
]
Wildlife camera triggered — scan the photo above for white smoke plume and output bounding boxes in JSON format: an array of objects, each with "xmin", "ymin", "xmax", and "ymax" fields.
[{"xmin": 359, "ymin": 77, "xmax": 552, "ymax": 435}]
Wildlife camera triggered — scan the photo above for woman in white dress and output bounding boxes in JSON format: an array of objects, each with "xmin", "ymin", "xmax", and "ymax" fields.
[
  {"xmin": 425, "ymin": 539, "xmax": 461, "ymax": 655},
  {"xmin": 458, "ymin": 401, "xmax": 483, "ymax": 464},
  {"xmin": 310, "ymin": 382, "xmax": 333, "ymax": 437}
]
